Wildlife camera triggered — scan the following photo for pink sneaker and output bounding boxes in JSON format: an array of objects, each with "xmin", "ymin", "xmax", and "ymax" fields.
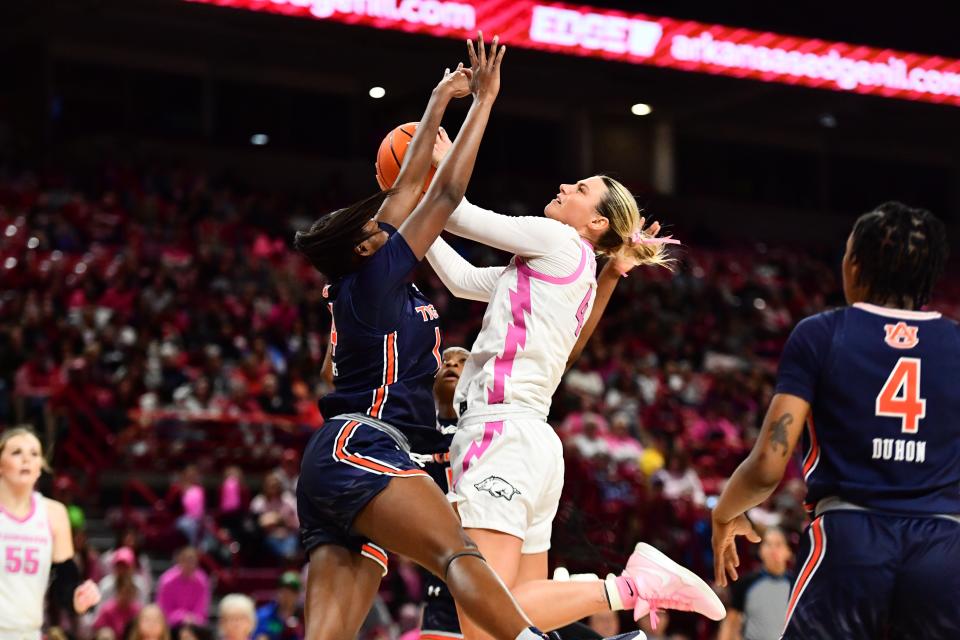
[{"xmin": 623, "ymin": 543, "xmax": 726, "ymax": 629}]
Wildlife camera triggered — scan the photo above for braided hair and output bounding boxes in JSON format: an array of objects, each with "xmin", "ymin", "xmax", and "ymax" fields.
[
  {"xmin": 849, "ymin": 201, "xmax": 948, "ymax": 309},
  {"xmin": 293, "ymin": 190, "xmax": 392, "ymax": 279}
]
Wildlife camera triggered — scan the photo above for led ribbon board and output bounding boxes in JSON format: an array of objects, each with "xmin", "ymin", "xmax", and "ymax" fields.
[{"xmin": 189, "ymin": 0, "xmax": 960, "ymax": 106}]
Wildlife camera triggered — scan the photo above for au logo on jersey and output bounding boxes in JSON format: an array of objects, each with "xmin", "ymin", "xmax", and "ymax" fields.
[{"xmin": 884, "ymin": 322, "xmax": 919, "ymax": 349}]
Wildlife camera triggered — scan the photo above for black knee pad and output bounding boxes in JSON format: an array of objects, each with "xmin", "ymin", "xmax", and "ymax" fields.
[{"xmin": 442, "ymin": 547, "xmax": 486, "ymax": 581}]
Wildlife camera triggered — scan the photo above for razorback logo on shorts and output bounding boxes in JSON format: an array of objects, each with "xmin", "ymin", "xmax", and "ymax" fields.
[{"xmin": 474, "ymin": 476, "xmax": 521, "ymax": 501}]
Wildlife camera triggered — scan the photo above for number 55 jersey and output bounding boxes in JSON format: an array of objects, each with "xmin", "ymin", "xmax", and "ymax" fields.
[
  {"xmin": 0, "ymin": 492, "xmax": 53, "ymax": 637},
  {"xmin": 775, "ymin": 302, "xmax": 960, "ymax": 515}
]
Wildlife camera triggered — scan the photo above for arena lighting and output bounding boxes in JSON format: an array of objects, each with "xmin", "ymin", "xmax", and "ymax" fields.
[
  {"xmin": 250, "ymin": 133, "xmax": 269, "ymax": 145},
  {"xmin": 631, "ymin": 103, "xmax": 652, "ymax": 116},
  {"xmin": 187, "ymin": 0, "xmax": 960, "ymax": 107},
  {"xmin": 369, "ymin": 86, "xmax": 387, "ymax": 99}
]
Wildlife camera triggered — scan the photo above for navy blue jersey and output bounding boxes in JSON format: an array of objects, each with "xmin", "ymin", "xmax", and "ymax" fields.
[
  {"xmin": 320, "ymin": 222, "xmax": 443, "ymax": 451},
  {"xmin": 776, "ymin": 302, "xmax": 960, "ymax": 515}
]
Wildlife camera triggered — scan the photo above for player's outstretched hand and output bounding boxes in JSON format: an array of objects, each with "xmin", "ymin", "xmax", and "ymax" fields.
[
  {"xmin": 73, "ymin": 579, "xmax": 101, "ymax": 614},
  {"xmin": 711, "ymin": 512, "xmax": 761, "ymax": 587},
  {"xmin": 466, "ymin": 31, "xmax": 506, "ymax": 101},
  {"xmin": 437, "ymin": 62, "xmax": 472, "ymax": 99}
]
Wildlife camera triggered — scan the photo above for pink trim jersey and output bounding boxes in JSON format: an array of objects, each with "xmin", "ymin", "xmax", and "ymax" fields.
[
  {"xmin": 0, "ymin": 493, "xmax": 53, "ymax": 637},
  {"xmin": 427, "ymin": 199, "xmax": 597, "ymax": 419}
]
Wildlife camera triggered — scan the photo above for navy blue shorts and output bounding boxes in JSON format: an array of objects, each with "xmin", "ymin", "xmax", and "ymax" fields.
[
  {"xmin": 422, "ymin": 574, "xmax": 462, "ymax": 638},
  {"xmin": 297, "ymin": 416, "xmax": 429, "ymax": 575},
  {"xmin": 783, "ymin": 510, "xmax": 960, "ymax": 639}
]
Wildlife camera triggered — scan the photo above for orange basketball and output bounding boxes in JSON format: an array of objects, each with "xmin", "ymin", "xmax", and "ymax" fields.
[{"xmin": 375, "ymin": 122, "xmax": 437, "ymax": 192}]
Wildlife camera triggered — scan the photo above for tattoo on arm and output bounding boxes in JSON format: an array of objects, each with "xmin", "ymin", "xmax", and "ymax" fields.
[{"xmin": 770, "ymin": 414, "xmax": 793, "ymax": 457}]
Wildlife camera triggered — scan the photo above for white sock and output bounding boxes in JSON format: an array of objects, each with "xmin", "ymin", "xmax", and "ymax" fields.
[
  {"xmin": 515, "ymin": 627, "xmax": 546, "ymax": 640},
  {"xmin": 552, "ymin": 567, "xmax": 600, "ymax": 582},
  {"xmin": 605, "ymin": 574, "xmax": 626, "ymax": 610}
]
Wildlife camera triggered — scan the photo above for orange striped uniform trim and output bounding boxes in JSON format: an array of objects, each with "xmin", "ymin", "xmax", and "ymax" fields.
[
  {"xmin": 369, "ymin": 332, "xmax": 398, "ymax": 418},
  {"xmin": 784, "ymin": 516, "xmax": 827, "ymax": 630},
  {"xmin": 360, "ymin": 542, "xmax": 389, "ymax": 576},
  {"xmin": 333, "ymin": 420, "xmax": 428, "ymax": 477},
  {"xmin": 802, "ymin": 415, "xmax": 820, "ymax": 480},
  {"xmin": 431, "ymin": 327, "xmax": 442, "ymax": 371}
]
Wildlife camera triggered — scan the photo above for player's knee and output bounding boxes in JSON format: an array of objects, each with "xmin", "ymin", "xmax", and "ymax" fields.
[
  {"xmin": 439, "ymin": 544, "xmax": 486, "ymax": 582},
  {"xmin": 420, "ymin": 528, "xmax": 481, "ymax": 577}
]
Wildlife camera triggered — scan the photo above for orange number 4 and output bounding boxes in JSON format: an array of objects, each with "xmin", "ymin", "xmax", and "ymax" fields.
[{"xmin": 875, "ymin": 357, "xmax": 926, "ymax": 434}]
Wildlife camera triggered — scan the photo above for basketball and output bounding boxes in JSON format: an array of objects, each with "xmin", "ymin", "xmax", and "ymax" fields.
[{"xmin": 375, "ymin": 122, "xmax": 436, "ymax": 191}]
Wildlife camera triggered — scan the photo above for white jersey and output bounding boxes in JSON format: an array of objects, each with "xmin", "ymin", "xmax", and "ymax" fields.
[
  {"xmin": 427, "ymin": 199, "xmax": 597, "ymax": 419},
  {"xmin": 0, "ymin": 493, "xmax": 53, "ymax": 639}
]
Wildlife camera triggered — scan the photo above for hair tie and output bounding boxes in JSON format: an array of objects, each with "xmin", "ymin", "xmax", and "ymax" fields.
[{"xmin": 631, "ymin": 229, "xmax": 680, "ymax": 246}]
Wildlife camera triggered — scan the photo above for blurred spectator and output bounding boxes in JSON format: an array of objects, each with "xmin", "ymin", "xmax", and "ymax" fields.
[
  {"xmin": 93, "ymin": 628, "xmax": 116, "ymax": 640},
  {"xmin": 73, "ymin": 526, "xmax": 102, "ymax": 583},
  {"xmin": 172, "ymin": 622, "xmax": 212, "ymax": 640},
  {"xmin": 571, "ymin": 416, "xmax": 609, "ymax": 461},
  {"xmin": 92, "ymin": 575, "xmax": 141, "ymax": 637},
  {"xmin": 718, "ymin": 527, "xmax": 793, "ymax": 640},
  {"xmin": 100, "ymin": 528, "xmax": 153, "ymax": 598},
  {"xmin": 604, "ymin": 412, "xmax": 643, "ymax": 464},
  {"xmin": 274, "ymin": 449, "xmax": 300, "ymax": 494},
  {"xmin": 378, "ymin": 555, "xmax": 423, "ymax": 618},
  {"xmin": 128, "ymin": 604, "xmax": 171, "ymax": 640},
  {"xmin": 357, "ymin": 596, "xmax": 396, "ymax": 640},
  {"xmin": 156, "ymin": 547, "xmax": 210, "ymax": 626},
  {"xmin": 250, "ymin": 472, "xmax": 299, "ymax": 560},
  {"xmin": 97, "ymin": 547, "xmax": 150, "ymax": 608},
  {"xmin": 687, "ymin": 407, "xmax": 742, "ymax": 450},
  {"xmin": 218, "ymin": 465, "xmax": 251, "ymax": 550},
  {"xmin": 173, "ymin": 377, "xmax": 222, "ymax": 415},
  {"xmin": 563, "ymin": 357, "xmax": 604, "ymax": 399},
  {"xmin": 395, "ymin": 603, "xmax": 420, "ymax": 640},
  {"xmin": 173, "ymin": 465, "xmax": 207, "ymax": 547},
  {"xmin": 257, "ymin": 374, "xmax": 294, "ymax": 416},
  {"xmin": 220, "ymin": 466, "xmax": 247, "ymax": 515},
  {"xmin": 13, "ymin": 349, "xmax": 57, "ymax": 444},
  {"xmin": 219, "ymin": 595, "xmax": 257, "ymax": 640},
  {"xmin": 253, "ymin": 571, "xmax": 305, "ymax": 640},
  {"xmin": 653, "ymin": 451, "xmax": 706, "ymax": 507}
]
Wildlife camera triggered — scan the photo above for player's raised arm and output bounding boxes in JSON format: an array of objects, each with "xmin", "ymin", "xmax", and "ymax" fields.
[
  {"xmin": 711, "ymin": 392, "xmax": 809, "ymax": 586},
  {"xmin": 398, "ymin": 33, "xmax": 505, "ymax": 259},
  {"xmin": 426, "ymin": 235, "xmax": 505, "ymax": 302},
  {"xmin": 376, "ymin": 64, "xmax": 471, "ymax": 229}
]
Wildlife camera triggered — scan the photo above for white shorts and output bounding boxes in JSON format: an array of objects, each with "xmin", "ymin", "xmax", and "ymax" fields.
[{"xmin": 448, "ymin": 410, "xmax": 564, "ymax": 554}]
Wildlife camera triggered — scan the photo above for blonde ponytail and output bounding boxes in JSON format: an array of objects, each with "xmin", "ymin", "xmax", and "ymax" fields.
[{"xmin": 594, "ymin": 176, "xmax": 675, "ymax": 270}]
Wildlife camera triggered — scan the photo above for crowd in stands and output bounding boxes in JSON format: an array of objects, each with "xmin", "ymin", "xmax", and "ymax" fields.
[{"xmin": 1, "ymin": 163, "xmax": 956, "ymax": 640}]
